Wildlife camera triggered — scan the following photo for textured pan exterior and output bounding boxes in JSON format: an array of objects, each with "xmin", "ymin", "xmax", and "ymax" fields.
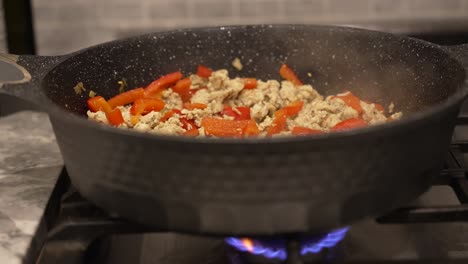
[
  {"xmin": 20, "ymin": 25, "xmax": 468, "ymax": 235},
  {"xmin": 50, "ymin": 106, "xmax": 458, "ymax": 235}
]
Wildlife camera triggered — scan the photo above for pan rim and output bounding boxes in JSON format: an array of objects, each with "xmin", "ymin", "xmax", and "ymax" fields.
[{"xmin": 42, "ymin": 24, "xmax": 468, "ymax": 145}]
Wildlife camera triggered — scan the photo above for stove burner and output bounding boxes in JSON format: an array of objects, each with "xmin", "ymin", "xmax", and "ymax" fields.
[{"xmin": 225, "ymin": 227, "xmax": 349, "ymax": 260}]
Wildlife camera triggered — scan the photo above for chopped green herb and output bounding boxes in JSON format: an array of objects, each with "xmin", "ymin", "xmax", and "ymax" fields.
[
  {"xmin": 118, "ymin": 78, "xmax": 128, "ymax": 94},
  {"xmin": 74, "ymin": 82, "xmax": 86, "ymax": 94}
]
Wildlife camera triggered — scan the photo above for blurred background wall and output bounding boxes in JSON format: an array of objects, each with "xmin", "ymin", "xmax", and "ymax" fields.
[
  {"xmin": 0, "ymin": 1, "xmax": 6, "ymax": 52},
  {"xmin": 2, "ymin": 0, "xmax": 468, "ymax": 55}
]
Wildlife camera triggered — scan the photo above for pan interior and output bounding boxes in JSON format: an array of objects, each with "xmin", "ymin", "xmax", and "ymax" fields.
[{"xmin": 42, "ymin": 25, "xmax": 465, "ymax": 119}]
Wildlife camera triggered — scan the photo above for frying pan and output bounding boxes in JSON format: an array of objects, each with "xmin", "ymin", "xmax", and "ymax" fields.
[{"xmin": 1, "ymin": 25, "xmax": 467, "ymax": 236}]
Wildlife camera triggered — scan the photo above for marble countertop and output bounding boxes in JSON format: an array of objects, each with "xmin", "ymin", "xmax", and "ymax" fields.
[{"xmin": 0, "ymin": 111, "xmax": 63, "ymax": 264}]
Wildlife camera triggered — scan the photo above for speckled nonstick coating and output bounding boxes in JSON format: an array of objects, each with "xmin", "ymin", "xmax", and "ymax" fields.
[{"xmin": 1, "ymin": 25, "xmax": 468, "ymax": 236}]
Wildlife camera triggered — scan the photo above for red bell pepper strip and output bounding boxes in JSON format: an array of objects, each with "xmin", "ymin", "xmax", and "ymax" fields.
[
  {"xmin": 160, "ymin": 109, "xmax": 181, "ymax": 122},
  {"xmin": 332, "ymin": 118, "xmax": 367, "ymax": 131},
  {"xmin": 201, "ymin": 117, "xmax": 255, "ymax": 137},
  {"xmin": 159, "ymin": 108, "xmax": 197, "ymax": 130},
  {"xmin": 160, "ymin": 111, "xmax": 174, "ymax": 122},
  {"xmin": 87, "ymin": 96, "xmax": 112, "ymax": 113},
  {"xmin": 130, "ymin": 98, "xmax": 165, "ymax": 116},
  {"xmin": 223, "ymin": 106, "xmax": 251, "ymax": 120},
  {"xmin": 144, "ymin": 71, "xmax": 183, "ymax": 97},
  {"xmin": 130, "ymin": 98, "xmax": 165, "ymax": 125},
  {"xmin": 108, "ymin": 88, "xmax": 145, "ymax": 109},
  {"xmin": 180, "ymin": 117, "xmax": 198, "ymax": 130},
  {"xmin": 173, "ymin": 77, "xmax": 192, "ymax": 102},
  {"xmin": 184, "ymin": 102, "xmax": 208, "ymax": 110},
  {"xmin": 267, "ymin": 110, "xmax": 288, "ymax": 136},
  {"xmin": 291, "ymin": 127, "xmax": 323, "ymax": 135},
  {"xmin": 243, "ymin": 120, "xmax": 260, "ymax": 137},
  {"xmin": 266, "ymin": 101, "xmax": 304, "ymax": 136},
  {"xmin": 333, "ymin": 91, "xmax": 364, "ymax": 115},
  {"xmin": 87, "ymin": 96, "xmax": 124, "ymax": 126},
  {"xmin": 196, "ymin": 65, "xmax": 213, "ymax": 78},
  {"xmin": 279, "ymin": 64, "xmax": 303, "ymax": 86},
  {"xmin": 183, "ymin": 128, "xmax": 200, "ymax": 137},
  {"xmin": 106, "ymin": 108, "xmax": 125, "ymax": 126},
  {"xmin": 281, "ymin": 101, "xmax": 304, "ymax": 117},
  {"xmin": 242, "ymin": 78, "xmax": 257, "ymax": 89}
]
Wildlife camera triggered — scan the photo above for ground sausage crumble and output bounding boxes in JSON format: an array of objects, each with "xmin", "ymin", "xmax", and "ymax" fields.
[{"xmin": 87, "ymin": 65, "xmax": 402, "ymax": 138}]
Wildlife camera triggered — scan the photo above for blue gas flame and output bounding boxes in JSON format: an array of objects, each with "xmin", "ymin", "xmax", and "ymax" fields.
[
  {"xmin": 225, "ymin": 237, "xmax": 287, "ymax": 260},
  {"xmin": 300, "ymin": 227, "xmax": 349, "ymax": 255},
  {"xmin": 225, "ymin": 227, "xmax": 349, "ymax": 260}
]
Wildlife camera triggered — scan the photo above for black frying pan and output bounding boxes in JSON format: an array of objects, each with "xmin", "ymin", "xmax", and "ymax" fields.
[{"xmin": 1, "ymin": 25, "xmax": 467, "ymax": 236}]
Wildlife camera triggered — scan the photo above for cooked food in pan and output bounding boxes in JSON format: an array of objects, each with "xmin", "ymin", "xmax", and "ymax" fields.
[{"xmin": 87, "ymin": 64, "xmax": 402, "ymax": 137}]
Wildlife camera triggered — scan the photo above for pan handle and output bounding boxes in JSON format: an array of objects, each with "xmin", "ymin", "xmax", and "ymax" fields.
[{"xmin": 0, "ymin": 54, "xmax": 62, "ymax": 116}]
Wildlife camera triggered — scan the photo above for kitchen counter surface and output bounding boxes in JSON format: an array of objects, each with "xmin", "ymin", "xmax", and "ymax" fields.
[{"xmin": 0, "ymin": 111, "xmax": 63, "ymax": 264}]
